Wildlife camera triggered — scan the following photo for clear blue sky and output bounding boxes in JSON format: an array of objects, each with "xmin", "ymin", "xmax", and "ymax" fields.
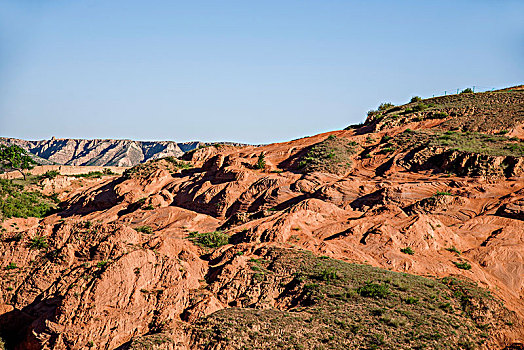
[{"xmin": 1, "ymin": 1, "xmax": 523, "ymax": 144}]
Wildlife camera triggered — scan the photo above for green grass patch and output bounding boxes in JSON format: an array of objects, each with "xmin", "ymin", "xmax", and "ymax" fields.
[
  {"xmin": 0, "ymin": 179, "xmax": 57, "ymax": 220},
  {"xmin": 189, "ymin": 231, "xmax": 229, "ymax": 248},
  {"xmin": 299, "ymin": 136, "xmax": 357, "ymax": 175},
  {"xmin": 400, "ymin": 247, "xmax": 415, "ymax": 255},
  {"xmin": 27, "ymin": 235, "xmax": 48, "ymax": 250},
  {"xmin": 135, "ymin": 226, "xmax": 153, "ymax": 234},
  {"xmin": 190, "ymin": 248, "xmax": 514, "ymax": 349},
  {"xmin": 453, "ymin": 261, "xmax": 472, "ymax": 270}
]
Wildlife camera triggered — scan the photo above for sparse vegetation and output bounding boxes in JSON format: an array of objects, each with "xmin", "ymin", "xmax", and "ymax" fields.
[
  {"xmin": 400, "ymin": 247, "xmax": 414, "ymax": 255},
  {"xmin": 453, "ymin": 261, "xmax": 472, "ymax": 270},
  {"xmin": 446, "ymin": 246, "xmax": 461, "ymax": 255},
  {"xmin": 299, "ymin": 136, "xmax": 357, "ymax": 174},
  {"xmin": 135, "ymin": 225, "xmax": 153, "ymax": 234},
  {"xmin": 256, "ymin": 153, "xmax": 266, "ymax": 170},
  {"xmin": 410, "ymin": 96, "xmax": 422, "ymax": 103},
  {"xmin": 191, "ymin": 249, "xmax": 510, "ymax": 349},
  {"xmin": 27, "ymin": 235, "xmax": 48, "ymax": 250},
  {"xmin": 5, "ymin": 262, "xmax": 18, "ymax": 270},
  {"xmin": 357, "ymin": 282, "xmax": 391, "ymax": 298},
  {"xmin": 460, "ymin": 88, "xmax": 474, "ymax": 94},
  {"xmin": 378, "ymin": 102, "xmax": 394, "ymax": 111},
  {"xmin": 393, "ymin": 130, "xmax": 524, "ymax": 158},
  {"xmin": 71, "ymin": 171, "xmax": 105, "ymax": 179},
  {"xmin": 124, "ymin": 157, "xmax": 192, "ymax": 178},
  {"xmin": 189, "ymin": 230, "xmax": 229, "ymax": 248},
  {"xmin": 96, "ymin": 260, "xmax": 109, "ymax": 268},
  {"xmin": 39, "ymin": 170, "xmax": 60, "ymax": 180},
  {"xmin": 434, "ymin": 191, "xmax": 452, "ymax": 197},
  {"xmin": 0, "ymin": 179, "xmax": 57, "ymax": 220}
]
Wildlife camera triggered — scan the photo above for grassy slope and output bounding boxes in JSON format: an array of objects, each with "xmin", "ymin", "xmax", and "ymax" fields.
[
  {"xmin": 191, "ymin": 248, "xmax": 515, "ymax": 350},
  {"xmin": 0, "ymin": 178, "xmax": 58, "ymax": 220},
  {"xmin": 366, "ymin": 89, "xmax": 524, "ymax": 134},
  {"xmin": 392, "ymin": 130, "xmax": 524, "ymax": 157},
  {"xmin": 299, "ymin": 136, "xmax": 358, "ymax": 175}
]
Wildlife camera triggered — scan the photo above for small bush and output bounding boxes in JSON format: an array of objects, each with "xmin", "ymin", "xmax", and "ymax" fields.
[
  {"xmin": 357, "ymin": 282, "xmax": 391, "ymax": 298},
  {"xmin": 96, "ymin": 260, "xmax": 109, "ymax": 268},
  {"xmin": 28, "ymin": 235, "xmax": 48, "ymax": 250},
  {"xmin": 412, "ymin": 103, "xmax": 428, "ymax": 112},
  {"xmin": 403, "ymin": 296, "xmax": 419, "ymax": 304},
  {"xmin": 434, "ymin": 191, "xmax": 452, "ymax": 196},
  {"xmin": 453, "ymin": 261, "xmax": 472, "ymax": 270},
  {"xmin": 410, "ymin": 96, "xmax": 422, "ymax": 103},
  {"xmin": 317, "ymin": 267, "xmax": 339, "ymax": 282},
  {"xmin": 5, "ymin": 262, "xmax": 18, "ymax": 270},
  {"xmin": 446, "ymin": 246, "xmax": 461, "ymax": 255},
  {"xmin": 460, "ymin": 88, "xmax": 474, "ymax": 94},
  {"xmin": 400, "ymin": 247, "xmax": 415, "ymax": 255},
  {"xmin": 189, "ymin": 231, "xmax": 229, "ymax": 248},
  {"xmin": 378, "ymin": 102, "xmax": 395, "ymax": 111},
  {"xmin": 135, "ymin": 225, "xmax": 153, "ymax": 234},
  {"xmin": 256, "ymin": 153, "xmax": 266, "ymax": 170},
  {"xmin": 39, "ymin": 170, "xmax": 60, "ymax": 180},
  {"xmin": 429, "ymin": 112, "xmax": 448, "ymax": 119}
]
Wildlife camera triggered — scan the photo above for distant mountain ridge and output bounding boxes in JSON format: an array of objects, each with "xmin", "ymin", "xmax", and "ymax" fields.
[{"xmin": 0, "ymin": 137, "xmax": 244, "ymax": 167}]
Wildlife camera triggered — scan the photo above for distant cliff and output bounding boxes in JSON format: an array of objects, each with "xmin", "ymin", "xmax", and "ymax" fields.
[{"xmin": 0, "ymin": 137, "xmax": 209, "ymax": 166}]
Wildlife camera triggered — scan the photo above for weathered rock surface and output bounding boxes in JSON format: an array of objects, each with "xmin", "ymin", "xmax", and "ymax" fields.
[{"xmin": 1, "ymin": 89, "xmax": 524, "ymax": 349}]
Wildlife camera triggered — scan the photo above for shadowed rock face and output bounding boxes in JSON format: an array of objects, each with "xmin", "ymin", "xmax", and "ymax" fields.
[
  {"xmin": 0, "ymin": 138, "xmax": 205, "ymax": 166},
  {"xmin": 1, "ymin": 88, "xmax": 524, "ymax": 349}
]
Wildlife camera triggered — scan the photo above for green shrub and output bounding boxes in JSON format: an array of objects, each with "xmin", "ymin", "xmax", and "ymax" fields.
[
  {"xmin": 163, "ymin": 157, "xmax": 192, "ymax": 169},
  {"xmin": 378, "ymin": 147, "xmax": 395, "ymax": 154},
  {"xmin": 453, "ymin": 261, "xmax": 472, "ymax": 270},
  {"xmin": 446, "ymin": 246, "xmax": 461, "ymax": 255},
  {"xmin": 412, "ymin": 103, "xmax": 428, "ymax": 112},
  {"xmin": 378, "ymin": 102, "xmax": 394, "ymax": 111},
  {"xmin": 0, "ymin": 179, "xmax": 56, "ymax": 219},
  {"xmin": 434, "ymin": 191, "xmax": 452, "ymax": 196},
  {"xmin": 5, "ymin": 262, "xmax": 18, "ymax": 270},
  {"xmin": 96, "ymin": 260, "xmax": 109, "ymax": 268},
  {"xmin": 403, "ymin": 296, "xmax": 419, "ymax": 304},
  {"xmin": 27, "ymin": 235, "xmax": 48, "ymax": 250},
  {"xmin": 400, "ymin": 247, "xmax": 415, "ymax": 255},
  {"xmin": 189, "ymin": 231, "xmax": 229, "ymax": 248},
  {"xmin": 256, "ymin": 153, "xmax": 266, "ymax": 170},
  {"xmin": 135, "ymin": 226, "xmax": 153, "ymax": 234},
  {"xmin": 460, "ymin": 88, "xmax": 474, "ymax": 94},
  {"xmin": 410, "ymin": 96, "xmax": 422, "ymax": 103},
  {"xmin": 357, "ymin": 282, "xmax": 391, "ymax": 298},
  {"xmin": 428, "ymin": 112, "xmax": 448, "ymax": 119},
  {"xmin": 39, "ymin": 170, "xmax": 60, "ymax": 180},
  {"xmin": 317, "ymin": 267, "xmax": 339, "ymax": 282}
]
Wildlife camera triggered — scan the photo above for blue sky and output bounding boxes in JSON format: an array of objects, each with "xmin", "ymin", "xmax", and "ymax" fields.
[{"xmin": 0, "ymin": 1, "xmax": 523, "ymax": 144}]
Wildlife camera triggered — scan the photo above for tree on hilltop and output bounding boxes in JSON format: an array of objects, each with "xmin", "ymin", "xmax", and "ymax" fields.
[{"xmin": 0, "ymin": 144, "xmax": 36, "ymax": 180}]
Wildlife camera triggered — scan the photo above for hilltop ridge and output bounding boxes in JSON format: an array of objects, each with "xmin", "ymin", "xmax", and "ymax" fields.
[{"xmin": 0, "ymin": 138, "xmax": 248, "ymax": 167}]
